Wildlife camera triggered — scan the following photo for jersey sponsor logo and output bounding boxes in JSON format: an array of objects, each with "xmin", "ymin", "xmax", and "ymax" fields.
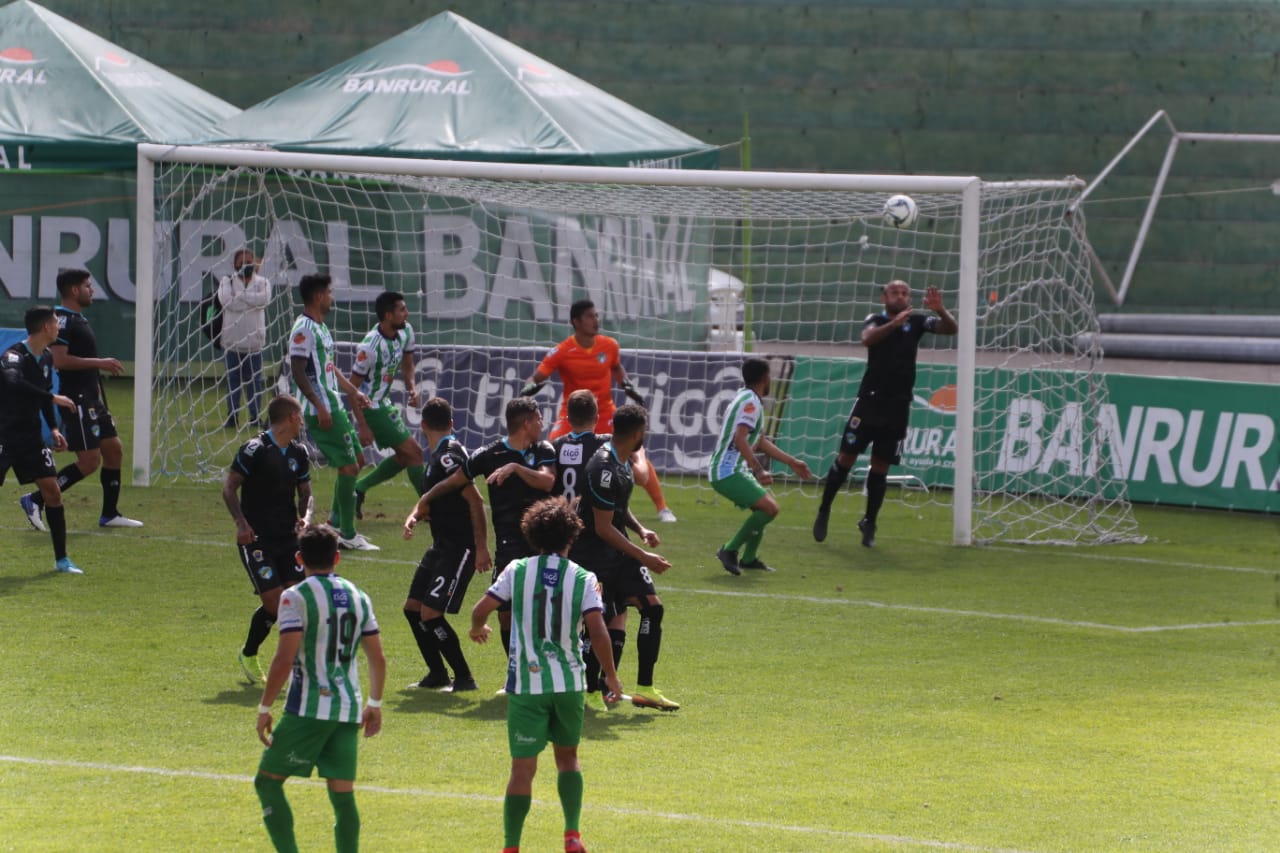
[
  {"xmin": 559, "ymin": 443, "xmax": 583, "ymax": 465},
  {"xmin": 743, "ymin": 402, "xmax": 756, "ymax": 414},
  {"xmin": 540, "ymin": 564, "xmax": 561, "ymax": 588},
  {"xmin": 331, "ymin": 588, "xmax": 350, "ymax": 607},
  {"xmin": 244, "ymin": 439, "xmax": 262, "ymax": 456},
  {"xmin": 514, "ymin": 732, "xmax": 538, "ymax": 745},
  {"xmin": 600, "ymin": 470, "xmax": 612, "ymax": 488},
  {"xmin": 441, "ymin": 454, "xmax": 457, "ymax": 469},
  {"xmin": 293, "ymin": 333, "xmax": 306, "ymax": 344},
  {"xmin": 252, "ymin": 549, "xmax": 264, "ymax": 562},
  {"xmin": 356, "ymin": 350, "xmax": 369, "ymax": 363},
  {"xmin": 1, "ymin": 352, "xmax": 16, "ymax": 364}
]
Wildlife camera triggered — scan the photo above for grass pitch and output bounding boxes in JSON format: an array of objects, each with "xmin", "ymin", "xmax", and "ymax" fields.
[{"xmin": 1, "ymin": 381, "xmax": 1277, "ymax": 851}]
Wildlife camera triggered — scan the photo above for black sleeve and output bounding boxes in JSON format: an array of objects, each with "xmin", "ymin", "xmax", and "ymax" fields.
[
  {"xmin": 465, "ymin": 445, "xmax": 493, "ymax": 479},
  {"xmin": 0, "ymin": 351, "xmax": 52, "ymax": 402},
  {"xmin": 585, "ymin": 461, "xmax": 618, "ymax": 511}
]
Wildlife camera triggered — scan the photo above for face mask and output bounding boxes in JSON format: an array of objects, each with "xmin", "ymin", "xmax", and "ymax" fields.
[{"xmin": 239, "ymin": 264, "xmax": 255, "ymax": 278}]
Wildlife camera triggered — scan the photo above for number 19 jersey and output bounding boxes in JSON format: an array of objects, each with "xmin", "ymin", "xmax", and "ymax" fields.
[{"xmin": 278, "ymin": 573, "xmax": 380, "ymax": 723}]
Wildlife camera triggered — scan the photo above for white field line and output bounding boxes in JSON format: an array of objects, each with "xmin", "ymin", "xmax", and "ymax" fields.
[
  {"xmin": 5, "ymin": 526, "xmax": 1276, "ymax": 633},
  {"xmin": 0, "ymin": 754, "xmax": 1032, "ymax": 853}
]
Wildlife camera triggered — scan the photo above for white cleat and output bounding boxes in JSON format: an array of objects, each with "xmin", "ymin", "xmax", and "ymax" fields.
[
  {"xmin": 20, "ymin": 494, "xmax": 46, "ymax": 532},
  {"xmin": 99, "ymin": 514, "xmax": 144, "ymax": 528},
  {"xmin": 656, "ymin": 508, "xmax": 678, "ymax": 523},
  {"xmin": 338, "ymin": 533, "xmax": 380, "ymax": 551}
]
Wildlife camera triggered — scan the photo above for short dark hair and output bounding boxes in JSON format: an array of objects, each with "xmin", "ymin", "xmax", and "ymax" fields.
[
  {"xmin": 742, "ymin": 357, "xmax": 770, "ymax": 388},
  {"xmin": 611, "ymin": 404, "xmax": 647, "ymax": 440},
  {"xmin": 521, "ymin": 497, "xmax": 584, "ymax": 555},
  {"xmin": 298, "ymin": 273, "xmax": 332, "ymax": 306},
  {"xmin": 505, "ymin": 396, "xmax": 541, "ymax": 433},
  {"xmin": 266, "ymin": 394, "xmax": 302, "ymax": 425},
  {"xmin": 421, "ymin": 396, "xmax": 453, "ymax": 431},
  {"xmin": 374, "ymin": 290, "xmax": 404, "ymax": 321},
  {"xmin": 298, "ymin": 524, "xmax": 340, "ymax": 570},
  {"xmin": 569, "ymin": 300, "xmax": 595, "ymax": 323},
  {"xmin": 24, "ymin": 305, "xmax": 55, "ymax": 333},
  {"xmin": 566, "ymin": 389, "xmax": 598, "ymax": 429},
  {"xmin": 55, "ymin": 269, "xmax": 91, "ymax": 297}
]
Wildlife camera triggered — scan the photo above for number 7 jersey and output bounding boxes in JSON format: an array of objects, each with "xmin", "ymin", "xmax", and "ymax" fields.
[{"xmin": 277, "ymin": 573, "xmax": 380, "ymax": 723}]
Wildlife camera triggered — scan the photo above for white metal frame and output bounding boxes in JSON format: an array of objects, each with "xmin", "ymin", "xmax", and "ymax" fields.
[
  {"xmin": 135, "ymin": 142, "xmax": 1079, "ymax": 544},
  {"xmin": 1076, "ymin": 109, "xmax": 1280, "ymax": 306}
]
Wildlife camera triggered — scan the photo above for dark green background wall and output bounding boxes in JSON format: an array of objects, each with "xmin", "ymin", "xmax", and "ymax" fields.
[{"xmin": 30, "ymin": 0, "xmax": 1280, "ymax": 313}]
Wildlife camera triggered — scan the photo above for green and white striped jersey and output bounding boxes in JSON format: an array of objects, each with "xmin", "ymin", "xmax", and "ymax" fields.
[
  {"xmin": 352, "ymin": 323, "xmax": 414, "ymax": 407},
  {"xmin": 708, "ymin": 388, "xmax": 764, "ymax": 482},
  {"xmin": 277, "ymin": 573, "xmax": 380, "ymax": 723},
  {"xmin": 486, "ymin": 554, "xmax": 604, "ymax": 695},
  {"xmin": 288, "ymin": 314, "xmax": 341, "ymax": 416}
]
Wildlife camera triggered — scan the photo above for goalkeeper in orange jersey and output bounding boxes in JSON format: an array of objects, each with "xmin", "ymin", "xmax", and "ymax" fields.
[{"xmin": 520, "ymin": 300, "xmax": 677, "ymax": 523}]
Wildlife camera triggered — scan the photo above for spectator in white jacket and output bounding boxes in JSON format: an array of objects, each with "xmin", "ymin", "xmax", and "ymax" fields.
[{"xmin": 218, "ymin": 249, "xmax": 272, "ymax": 429}]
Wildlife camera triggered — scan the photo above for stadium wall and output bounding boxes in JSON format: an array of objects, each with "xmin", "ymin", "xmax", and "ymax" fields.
[{"xmin": 17, "ymin": 1, "xmax": 1280, "ymax": 318}]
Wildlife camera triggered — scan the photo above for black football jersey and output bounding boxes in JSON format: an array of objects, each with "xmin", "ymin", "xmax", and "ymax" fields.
[
  {"xmin": 422, "ymin": 434, "xmax": 473, "ymax": 545},
  {"xmin": 856, "ymin": 311, "xmax": 939, "ymax": 405},
  {"xmin": 551, "ymin": 430, "xmax": 610, "ymax": 502},
  {"xmin": 230, "ymin": 431, "xmax": 311, "ymax": 543},
  {"xmin": 574, "ymin": 442, "xmax": 635, "ymax": 549},
  {"xmin": 0, "ymin": 342, "xmax": 57, "ymax": 440},
  {"xmin": 465, "ymin": 438, "xmax": 556, "ymax": 542},
  {"xmin": 53, "ymin": 305, "xmax": 103, "ymax": 400}
]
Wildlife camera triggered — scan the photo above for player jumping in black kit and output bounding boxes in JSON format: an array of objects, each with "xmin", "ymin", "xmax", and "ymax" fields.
[
  {"xmin": 402, "ymin": 397, "xmax": 492, "ymax": 692},
  {"xmin": 221, "ymin": 394, "xmax": 313, "ymax": 683},
  {"xmin": 1, "ymin": 306, "xmax": 80, "ymax": 573},
  {"xmin": 19, "ymin": 269, "xmax": 143, "ymax": 531},
  {"xmin": 416, "ymin": 396, "xmax": 555, "ymax": 658},
  {"xmin": 813, "ymin": 279, "xmax": 957, "ymax": 547}
]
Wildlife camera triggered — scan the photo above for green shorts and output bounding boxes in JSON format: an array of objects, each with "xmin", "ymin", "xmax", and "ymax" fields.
[
  {"xmin": 305, "ymin": 409, "xmax": 361, "ymax": 468},
  {"xmin": 711, "ymin": 470, "xmax": 767, "ymax": 510},
  {"xmin": 364, "ymin": 404, "xmax": 413, "ymax": 451},
  {"xmin": 259, "ymin": 713, "xmax": 360, "ymax": 780},
  {"xmin": 506, "ymin": 691, "xmax": 585, "ymax": 759}
]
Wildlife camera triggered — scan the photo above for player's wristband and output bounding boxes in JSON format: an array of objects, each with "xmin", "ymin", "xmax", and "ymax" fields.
[
  {"xmin": 257, "ymin": 704, "xmax": 272, "ymax": 715},
  {"xmin": 366, "ymin": 698, "xmax": 382, "ymax": 709},
  {"xmin": 519, "ymin": 381, "xmax": 545, "ymax": 397}
]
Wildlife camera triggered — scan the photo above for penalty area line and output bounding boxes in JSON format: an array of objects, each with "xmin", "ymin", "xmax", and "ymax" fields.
[{"xmin": 0, "ymin": 754, "xmax": 1030, "ymax": 852}]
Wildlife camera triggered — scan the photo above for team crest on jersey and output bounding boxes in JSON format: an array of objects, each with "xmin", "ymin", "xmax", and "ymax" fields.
[
  {"xmin": 596, "ymin": 353, "xmax": 606, "ymax": 363},
  {"xmin": 87, "ymin": 407, "xmax": 99, "ymax": 421},
  {"xmin": 527, "ymin": 663, "xmax": 542, "ymax": 673},
  {"xmin": 253, "ymin": 549, "xmax": 264, "ymax": 562},
  {"xmin": 287, "ymin": 458, "xmax": 298, "ymax": 472},
  {"xmin": 600, "ymin": 470, "xmax": 612, "ymax": 488},
  {"xmin": 258, "ymin": 565, "xmax": 273, "ymax": 580},
  {"xmin": 90, "ymin": 425, "xmax": 100, "ymax": 437}
]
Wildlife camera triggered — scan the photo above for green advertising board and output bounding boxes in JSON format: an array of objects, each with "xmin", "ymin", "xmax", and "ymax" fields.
[{"xmin": 779, "ymin": 356, "xmax": 1280, "ymax": 513}]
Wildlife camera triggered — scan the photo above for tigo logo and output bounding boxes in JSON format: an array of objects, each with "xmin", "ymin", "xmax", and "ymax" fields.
[
  {"xmin": 0, "ymin": 47, "xmax": 46, "ymax": 85},
  {"xmin": 342, "ymin": 60, "xmax": 473, "ymax": 95}
]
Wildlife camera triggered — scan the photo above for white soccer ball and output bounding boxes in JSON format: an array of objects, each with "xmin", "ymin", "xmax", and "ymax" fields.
[{"xmin": 883, "ymin": 194, "xmax": 919, "ymax": 228}]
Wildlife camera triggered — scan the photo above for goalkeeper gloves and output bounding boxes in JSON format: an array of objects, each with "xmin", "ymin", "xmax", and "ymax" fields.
[
  {"xmin": 519, "ymin": 380, "xmax": 546, "ymax": 397},
  {"xmin": 621, "ymin": 380, "xmax": 646, "ymax": 406}
]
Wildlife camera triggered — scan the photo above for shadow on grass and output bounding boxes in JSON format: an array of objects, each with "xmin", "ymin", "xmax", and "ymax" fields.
[
  {"xmin": 0, "ymin": 570, "xmax": 60, "ymax": 597},
  {"xmin": 202, "ymin": 682, "xmax": 263, "ymax": 708}
]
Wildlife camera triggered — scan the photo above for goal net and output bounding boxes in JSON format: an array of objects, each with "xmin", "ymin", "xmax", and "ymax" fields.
[{"xmin": 135, "ymin": 144, "xmax": 1141, "ymax": 545}]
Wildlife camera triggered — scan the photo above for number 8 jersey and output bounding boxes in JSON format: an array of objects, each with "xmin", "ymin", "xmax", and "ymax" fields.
[
  {"xmin": 278, "ymin": 573, "xmax": 380, "ymax": 723},
  {"xmin": 551, "ymin": 430, "xmax": 609, "ymax": 503}
]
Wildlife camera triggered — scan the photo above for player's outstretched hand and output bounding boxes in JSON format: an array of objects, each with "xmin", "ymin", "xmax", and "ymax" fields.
[
  {"xmin": 100, "ymin": 357, "xmax": 125, "ymax": 376},
  {"xmin": 486, "ymin": 463, "xmax": 515, "ymax": 486},
  {"xmin": 256, "ymin": 709, "xmax": 274, "ymax": 746},
  {"xmin": 403, "ymin": 512, "xmax": 424, "ymax": 540},
  {"xmin": 470, "ymin": 624, "xmax": 492, "ymax": 644},
  {"xmin": 362, "ymin": 706, "xmax": 382, "ymax": 738},
  {"xmin": 641, "ymin": 551, "xmax": 671, "ymax": 574},
  {"xmin": 476, "ymin": 550, "xmax": 493, "ymax": 575},
  {"xmin": 640, "ymin": 528, "xmax": 660, "ymax": 548},
  {"xmin": 791, "ymin": 459, "xmax": 815, "ymax": 480},
  {"xmin": 50, "ymin": 429, "xmax": 67, "ymax": 452},
  {"xmin": 52, "ymin": 394, "xmax": 75, "ymax": 410},
  {"xmin": 924, "ymin": 285, "xmax": 945, "ymax": 313}
]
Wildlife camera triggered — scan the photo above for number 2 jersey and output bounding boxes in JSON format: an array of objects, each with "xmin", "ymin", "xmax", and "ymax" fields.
[{"xmin": 278, "ymin": 573, "xmax": 379, "ymax": 724}]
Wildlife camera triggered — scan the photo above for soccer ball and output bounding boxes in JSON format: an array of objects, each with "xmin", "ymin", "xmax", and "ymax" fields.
[{"xmin": 883, "ymin": 194, "xmax": 919, "ymax": 228}]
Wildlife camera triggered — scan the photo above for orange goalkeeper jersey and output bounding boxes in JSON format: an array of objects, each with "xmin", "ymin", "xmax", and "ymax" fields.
[{"xmin": 539, "ymin": 334, "xmax": 621, "ymax": 430}]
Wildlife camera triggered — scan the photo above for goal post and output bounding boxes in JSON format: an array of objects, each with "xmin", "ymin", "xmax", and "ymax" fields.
[{"xmin": 134, "ymin": 143, "xmax": 1140, "ymax": 546}]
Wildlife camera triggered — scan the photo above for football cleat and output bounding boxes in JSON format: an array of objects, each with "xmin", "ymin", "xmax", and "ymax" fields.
[
  {"xmin": 656, "ymin": 507, "xmax": 678, "ymax": 523},
  {"xmin": 239, "ymin": 651, "xmax": 265, "ymax": 684},
  {"xmin": 812, "ymin": 506, "xmax": 830, "ymax": 543},
  {"xmin": 740, "ymin": 558, "xmax": 776, "ymax": 572},
  {"xmin": 564, "ymin": 831, "xmax": 588, "ymax": 853},
  {"xmin": 54, "ymin": 557, "xmax": 84, "ymax": 575},
  {"xmin": 355, "ymin": 490, "xmax": 366, "ymax": 521},
  {"xmin": 441, "ymin": 676, "xmax": 478, "ymax": 693},
  {"xmin": 715, "ymin": 546, "xmax": 741, "ymax": 576},
  {"xmin": 338, "ymin": 533, "xmax": 380, "ymax": 551},
  {"xmin": 630, "ymin": 687, "xmax": 680, "ymax": 711},
  {"xmin": 100, "ymin": 514, "xmax": 144, "ymax": 528},
  {"xmin": 20, "ymin": 494, "xmax": 45, "ymax": 532},
  {"xmin": 409, "ymin": 672, "xmax": 452, "ymax": 690},
  {"xmin": 584, "ymin": 691, "xmax": 608, "ymax": 712},
  {"xmin": 858, "ymin": 516, "xmax": 876, "ymax": 548}
]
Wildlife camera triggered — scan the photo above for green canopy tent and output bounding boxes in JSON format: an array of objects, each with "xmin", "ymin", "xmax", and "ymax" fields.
[
  {"xmin": 0, "ymin": 0, "xmax": 239, "ymax": 353},
  {"xmin": 209, "ymin": 10, "xmax": 718, "ymax": 168}
]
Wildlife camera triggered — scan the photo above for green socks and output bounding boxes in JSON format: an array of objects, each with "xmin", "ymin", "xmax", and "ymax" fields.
[
  {"xmin": 328, "ymin": 788, "xmax": 360, "ymax": 853},
  {"xmin": 254, "ymin": 774, "xmax": 298, "ymax": 853},
  {"xmin": 503, "ymin": 793, "xmax": 532, "ymax": 848},
  {"xmin": 354, "ymin": 455, "xmax": 403, "ymax": 494},
  {"xmin": 335, "ymin": 473, "xmax": 358, "ymax": 537},
  {"xmin": 406, "ymin": 463, "xmax": 426, "ymax": 495},
  {"xmin": 558, "ymin": 770, "xmax": 584, "ymax": 832},
  {"xmin": 726, "ymin": 509, "xmax": 774, "ymax": 560}
]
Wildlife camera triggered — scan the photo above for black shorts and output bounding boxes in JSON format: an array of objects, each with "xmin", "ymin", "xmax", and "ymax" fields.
[
  {"xmin": 491, "ymin": 537, "xmax": 536, "ymax": 613},
  {"xmin": 838, "ymin": 399, "xmax": 908, "ymax": 465},
  {"xmin": 239, "ymin": 539, "xmax": 303, "ymax": 596},
  {"xmin": 408, "ymin": 544, "xmax": 477, "ymax": 615},
  {"xmin": 65, "ymin": 397, "xmax": 118, "ymax": 453},
  {"xmin": 0, "ymin": 437, "xmax": 57, "ymax": 485},
  {"xmin": 572, "ymin": 544, "xmax": 656, "ymax": 612}
]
